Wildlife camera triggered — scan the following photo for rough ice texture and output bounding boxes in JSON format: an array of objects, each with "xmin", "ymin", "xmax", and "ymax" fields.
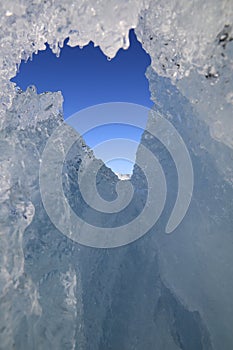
[
  {"xmin": 1, "ymin": 84, "xmax": 233, "ymax": 350},
  {"xmin": 0, "ymin": 0, "xmax": 233, "ymax": 144},
  {"xmin": 0, "ymin": 0, "xmax": 233, "ymax": 349},
  {"xmin": 136, "ymin": 0, "xmax": 233, "ymax": 148},
  {"xmin": 136, "ymin": 1, "xmax": 233, "ymax": 80},
  {"xmin": 0, "ymin": 88, "xmax": 62, "ymax": 349},
  {"xmin": 0, "ymin": 0, "xmax": 148, "ymax": 120}
]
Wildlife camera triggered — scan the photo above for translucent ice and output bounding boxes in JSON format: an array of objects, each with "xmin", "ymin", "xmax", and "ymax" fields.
[
  {"xmin": 0, "ymin": 0, "xmax": 232, "ymax": 145},
  {"xmin": 0, "ymin": 1, "xmax": 233, "ymax": 349}
]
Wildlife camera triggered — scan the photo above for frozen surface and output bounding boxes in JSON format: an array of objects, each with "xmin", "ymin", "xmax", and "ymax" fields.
[
  {"xmin": 1, "ymin": 85, "xmax": 232, "ymax": 350},
  {"xmin": 0, "ymin": 0, "xmax": 233, "ymax": 146},
  {"xmin": 0, "ymin": 0, "xmax": 232, "ymax": 145},
  {"xmin": 136, "ymin": 1, "xmax": 233, "ymax": 148},
  {"xmin": 0, "ymin": 0, "xmax": 233, "ymax": 349}
]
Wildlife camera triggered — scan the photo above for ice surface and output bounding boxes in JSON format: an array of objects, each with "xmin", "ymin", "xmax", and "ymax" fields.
[
  {"xmin": 0, "ymin": 0, "xmax": 233, "ymax": 349},
  {"xmin": 138, "ymin": 72, "xmax": 233, "ymax": 349},
  {"xmin": 136, "ymin": 1, "xmax": 233, "ymax": 148},
  {"xmin": 0, "ymin": 0, "xmax": 233, "ymax": 143}
]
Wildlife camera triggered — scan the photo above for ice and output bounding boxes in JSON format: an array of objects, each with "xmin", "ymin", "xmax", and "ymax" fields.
[
  {"xmin": 136, "ymin": 0, "xmax": 233, "ymax": 148},
  {"xmin": 0, "ymin": 0, "xmax": 233, "ymax": 349},
  {"xmin": 0, "ymin": 0, "xmax": 232, "ymax": 144},
  {"xmin": 138, "ymin": 72, "xmax": 233, "ymax": 349},
  {"xmin": 0, "ymin": 0, "xmax": 148, "ymax": 122},
  {"xmin": 136, "ymin": 1, "xmax": 233, "ymax": 80}
]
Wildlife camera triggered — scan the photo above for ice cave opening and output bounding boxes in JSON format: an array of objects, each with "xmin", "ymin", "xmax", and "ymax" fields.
[
  {"xmin": 11, "ymin": 29, "xmax": 152, "ymax": 177},
  {"xmin": 1, "ymin": 1, "xmax": 233, "ymax": 349}
]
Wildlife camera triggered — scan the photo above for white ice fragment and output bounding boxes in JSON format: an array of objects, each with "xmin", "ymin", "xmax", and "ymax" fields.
[{"xmin": 5, "ymin": 10, "xmax": 12, "ymax": 16}]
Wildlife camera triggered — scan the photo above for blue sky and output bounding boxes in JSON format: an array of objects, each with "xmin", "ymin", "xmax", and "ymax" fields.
[{"xmin": 12, "ymin": 30, "xmax": 152, "ymax": 174}]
